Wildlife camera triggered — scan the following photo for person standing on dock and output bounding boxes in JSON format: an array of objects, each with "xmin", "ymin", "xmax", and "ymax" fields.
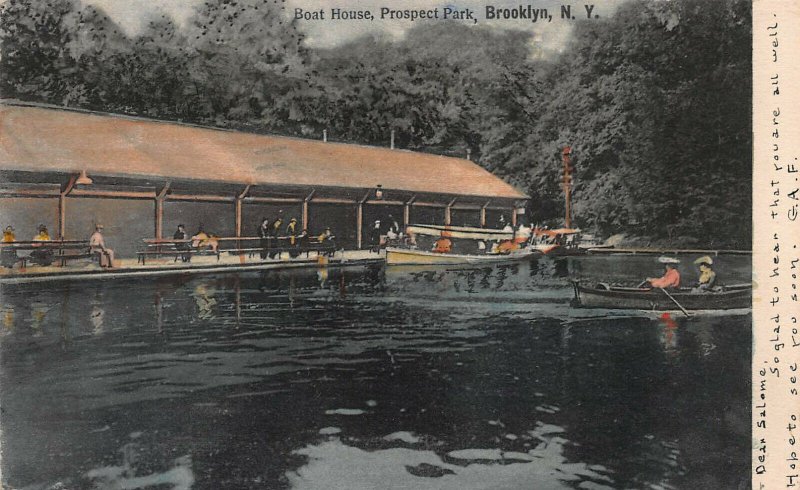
[
  {"xmin": 90, "ymin": 224, "xmax": 115, "ymax": 268},
  {"xmin": 646, "ymin": 257, "xmax": 680, "ymax": 289},
  {"xmin": 369, "ymin": 220, "xmax": 382, "ymax": 253},
  {"xmin": 286, "ymin": 218, "xmax": 301, "ymax": 258},
  {"xmin": 257, "ymin": 217, "xmax": 271, "ymax": 259},
  {"xmin": 173, "ymin": 224, "xmax": 190, "ymax": 262},
  {"xmin": 269, "ymin": 212, "xmax": 284, "ymax": 259}
]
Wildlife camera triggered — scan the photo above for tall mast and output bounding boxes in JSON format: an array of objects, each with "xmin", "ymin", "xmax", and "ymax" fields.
[{"xmin": 561, "ymin": 147, "xmax": 573, "ymax": 228}]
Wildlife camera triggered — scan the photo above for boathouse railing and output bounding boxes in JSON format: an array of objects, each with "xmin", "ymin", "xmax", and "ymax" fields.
[{"xmin": 137, "ymin": 236, "xmax": 337, "ymax": 265}]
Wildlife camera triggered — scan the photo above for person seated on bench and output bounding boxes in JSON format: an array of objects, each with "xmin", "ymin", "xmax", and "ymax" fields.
[
  {"xmin": 191, "ymin": 226, "xmax": 219, "ymax": 253},
  {"xmin": 90, "ymin": 224, "xmax": 115, "ymax": 268},
  {"xmin": 30, "ymin": 224, "xmax": 54, "ymax": 266},
  {"xmin": 2, "ymin": 225, "xmax": 17, "ymax": 268},
  {"xmin": 173, "ymin": 224, "xmax": 190, "ymax": 262},
  {"xmin": 317, "ymin": 227, "xmax": 336, "ymax": 257}
]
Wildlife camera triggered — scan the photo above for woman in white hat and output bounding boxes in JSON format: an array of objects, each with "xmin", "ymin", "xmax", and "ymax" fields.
[
  {"xmin": 646, "ymin": 256, "xmax": 681, "ymax": 289},
  {"xmin": 693, "ymin": 256, "xmax": 717, "ymax": 291}
]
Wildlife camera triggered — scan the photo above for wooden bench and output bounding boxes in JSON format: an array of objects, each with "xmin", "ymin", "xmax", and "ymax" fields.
[{"xmin": 0, "ymin": 241, "xmax": 92, "ymax": 268}]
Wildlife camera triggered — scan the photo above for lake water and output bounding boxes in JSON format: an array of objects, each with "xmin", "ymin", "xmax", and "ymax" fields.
[{"xmin": 0, "ymin": 255, "xmax": 751, "ymax": 489}]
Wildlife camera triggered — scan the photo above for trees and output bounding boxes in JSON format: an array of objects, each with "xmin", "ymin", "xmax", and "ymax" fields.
[{"xmin": 0, "ymin": 0, "xmax": 752, "ymax": 247}]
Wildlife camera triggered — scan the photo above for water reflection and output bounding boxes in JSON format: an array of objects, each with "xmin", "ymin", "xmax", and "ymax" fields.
[{"xmin": 0, "ymin": 256, "xmax": 752, "ymax": 489}]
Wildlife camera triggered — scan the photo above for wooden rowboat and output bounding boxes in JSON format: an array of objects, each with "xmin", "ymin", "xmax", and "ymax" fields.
[{"xmin": 571, "ymin": 281, "xmax": 752, "ymax": 310}]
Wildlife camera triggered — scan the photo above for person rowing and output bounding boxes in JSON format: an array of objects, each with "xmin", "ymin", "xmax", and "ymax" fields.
[{"xmin": 642, "ymin": 256, "xmax": 681, "ymax": 289}]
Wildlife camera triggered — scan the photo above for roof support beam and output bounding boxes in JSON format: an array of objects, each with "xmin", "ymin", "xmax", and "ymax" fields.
[
  {"xmin": 313, "ymin": 197, "xmax": 357, "ymax": 205},
  {"xmin": 302, "ymin": 189, "xmax": 315, "ymax": 231},
  {"xmin": 70, "ymin": 189, "xmax": 156, "ymax": 199},
  {"xmin": 58, "ymin": 175, "xmax": 77, "ymax": 239},
  {"xmin": 363, "ymin": 199, "xmax": 405, "ymax": 206},
  {"xmin": 356, "ymin": 191, "xmax": 370, "ymax": 249},
  {"xmin": 157, "ymin": 181, "xmax": 171, "ymax": 199},
  {"xmin": 243, "ymin": 196, "xmax": 303, "ymax": 204},
  {"xmin": 154, "ymin": 181, "xmax": 171, "ymax": 239},
  {"xmin": 0, "ymin": 189, "xmax": 59, "ymax": 198},
  {"xmin": 235, "ymin": 185, "xmax": 252, "ymax": 238},
  {"xmin": 404, "ymin": 195, "xmax": 416, "ymax": 226},
  {"xmin": 61, "ymin": 175, "xmax": 77, "ymax": 196},
  {"xmin": 481, "ymin": 200, "xmax": 491, "ymax": 228},
  {"xmin": 445, "ymin": 197, "xmax": 458, "ymax": 225},
  {"xmin": 168, "ymin": 193, "xmax": 234, "ymax": 203}
]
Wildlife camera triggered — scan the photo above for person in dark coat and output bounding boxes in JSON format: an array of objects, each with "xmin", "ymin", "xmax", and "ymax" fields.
[
  {"xmin": 269, "ymin": 213, "xmax": 284, "ymax": 259},
  {"xmin": 369, "ymin": 220, "xmax": 382, "ymax": 253},
  {"xmin": 257, "ymin": 217, "xmax": 271, "ymax": 259},
  {"xmin": 173, "ymin": 224, "xmax": 190, "ymax": 262}
]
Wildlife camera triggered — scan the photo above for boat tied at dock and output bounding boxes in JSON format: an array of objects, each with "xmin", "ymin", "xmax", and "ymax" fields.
[{"xmin": 385, "ymin": 224, "xmax": 534, "ymax": 265}]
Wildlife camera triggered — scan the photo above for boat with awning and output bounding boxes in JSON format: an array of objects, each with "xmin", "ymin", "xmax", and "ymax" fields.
[{"xmin": 386, "ymin": 224, "xmax": 533, "ymax": 265}]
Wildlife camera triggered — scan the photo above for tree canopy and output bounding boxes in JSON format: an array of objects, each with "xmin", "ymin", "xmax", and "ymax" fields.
[{"xmin": 0, "ymin": 0, "xmax": 752, "ymax": 248}]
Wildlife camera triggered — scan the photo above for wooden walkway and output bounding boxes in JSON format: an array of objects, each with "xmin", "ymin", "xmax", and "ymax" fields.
[{"xmin": 0, "ymin": 250, "xmax": 384, "ymax": 284}]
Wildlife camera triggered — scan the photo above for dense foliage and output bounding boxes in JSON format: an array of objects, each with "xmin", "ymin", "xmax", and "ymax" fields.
[{"xmin": 0, "ymin": 0, "xmax": 752, "ymax": 248}]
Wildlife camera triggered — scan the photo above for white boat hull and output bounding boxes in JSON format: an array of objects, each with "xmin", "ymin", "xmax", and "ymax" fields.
[{"xmin": 385, "ymin": 247, "xmax": 534, "ymax": 265}]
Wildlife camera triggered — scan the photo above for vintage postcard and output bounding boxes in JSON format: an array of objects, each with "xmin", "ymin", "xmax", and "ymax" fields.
[{"xmin": 0, "ymin": 0, "xmax": 792, "ymax": 488}]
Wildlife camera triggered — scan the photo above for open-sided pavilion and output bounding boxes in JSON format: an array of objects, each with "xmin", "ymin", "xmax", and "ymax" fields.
[{"xmin": 0, "ymin": 101, "xmax": 528, "ymax": 257}]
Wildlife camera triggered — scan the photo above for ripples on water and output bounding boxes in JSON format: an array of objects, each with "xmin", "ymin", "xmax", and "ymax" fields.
[{"xmin": 0, "ymin": 256, "xmax": 751, "ymax": 489}]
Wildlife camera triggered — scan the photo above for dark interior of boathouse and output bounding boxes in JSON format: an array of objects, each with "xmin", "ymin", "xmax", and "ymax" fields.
[{"xmin": 0, "ymin": 102, "xmax": 528, "ymax": 257}]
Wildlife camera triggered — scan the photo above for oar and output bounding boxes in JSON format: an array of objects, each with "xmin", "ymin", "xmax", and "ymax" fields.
[{"xmin": 659, "ymin": 287, "xmax": 691, "ymax": 317}]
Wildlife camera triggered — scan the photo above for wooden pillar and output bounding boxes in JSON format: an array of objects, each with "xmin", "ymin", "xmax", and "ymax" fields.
[
  {"xmin": 155, "ymin": 198, "xmax": 164, "ymax": 239},
  {"xmin": 58, "ymin": 194, "xmax": 66, "ymax": 239},
  {"xmin": 403, "ymin": 195, "xmax": 415, "ymax": 227},
  {"xmin": 235, "ymin": 199, "xmax": 242, "ymax": 237},
  {"xmin": 235, "ymin": 185, "xmax": 250, "ymax": 238},
  {"xmin": 511, "ymin": 208, "xmax": 517, "ymax": 227},
  {"xmin": 302, "ymin": 190, "xmax": 315, "ymax": 232},
  {"xmin": 480, "ymin": 200, "xmax": 490, "ymax": 228},
  {"xmin": 444, "ymin": 198, "xmax": 457, "ymax": 226},
  {"xmin": 58, "ymin": 175, "xmax": 76, "ymax": 240},
  {"xmin": 356, "ymin": 202, "xmax": 363, "ymax": 249},
  {"xmin": 356, "ymin": 191, "xmax": 370, "ymax": 249},
  {"xmin": 155, "ymin": 182, "xmax": 171, "ymax": 239}
]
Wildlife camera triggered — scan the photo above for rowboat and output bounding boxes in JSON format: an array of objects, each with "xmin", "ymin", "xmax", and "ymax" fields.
[
  {"xmin": 386, "ymin": 224, "xmax": 534, "ymax": 266},
  {"xmin": 571, "ymin": 281, "xmax": 752, "ymax": 310}
]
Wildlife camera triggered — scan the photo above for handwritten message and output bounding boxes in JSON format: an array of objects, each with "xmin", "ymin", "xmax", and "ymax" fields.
[{"xmin": 753, "ymin": 2, "xmax": 800, "ymax": 488}]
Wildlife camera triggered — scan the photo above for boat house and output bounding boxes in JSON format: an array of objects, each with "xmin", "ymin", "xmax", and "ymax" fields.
[{"xmin": 0, "ymin": 102, "xmax": 528, "ymax": 258}]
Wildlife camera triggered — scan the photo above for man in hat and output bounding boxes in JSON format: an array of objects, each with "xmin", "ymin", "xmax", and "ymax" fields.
[
  {"xmin": 2, "ymin": 225, "xmax": 17, "ymax": 268},
  {"xmin": 173, "ymin": 224, "xmax": 190, "ymax": 262},
  {"xmin": 90, "ymin": 224, "xmax": 115, "ymax": 268},
  {"xmin": 30, "ymin": 224, "xmax": 54, "ymax": 266},
  {"xmin": 369, "ymin": 219, "xmax": 382, "ymax": 253},
  {"xmin": 646, "ymin": 257, "xmax": 681, "ymax": 289},
  {"xmin": 693, "ymin": 256, "xmax": 717, "ymax": 291}
]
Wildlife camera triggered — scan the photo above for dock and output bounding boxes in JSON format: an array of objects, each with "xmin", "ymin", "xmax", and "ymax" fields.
[{"xmin": 0, "ymin": 250, "xmax": 384, "ymax": 284}]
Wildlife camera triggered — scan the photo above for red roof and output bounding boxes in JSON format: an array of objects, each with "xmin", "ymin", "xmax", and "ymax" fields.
[{"xmin": 0, "ymin": 103, "xmax": 527, "ymax": 200}]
